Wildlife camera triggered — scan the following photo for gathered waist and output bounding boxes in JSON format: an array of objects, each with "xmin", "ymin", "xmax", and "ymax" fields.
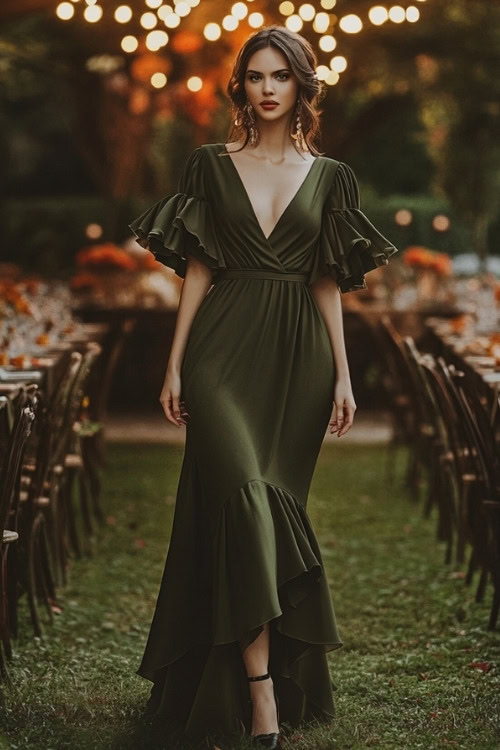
[{"xmin": 216, "ymin": 269, "xmax": 309, "ymax": 283}]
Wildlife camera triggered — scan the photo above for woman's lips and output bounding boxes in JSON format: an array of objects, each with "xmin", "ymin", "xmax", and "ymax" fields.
[{"xmin": 260, "ymin": 103, "xmax": 279, "ymax": 110}]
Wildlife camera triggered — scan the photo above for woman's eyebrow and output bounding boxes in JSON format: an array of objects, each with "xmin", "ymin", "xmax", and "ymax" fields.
[{"xmin": 246, "ymin": 68, "xmax": 291, "ymax": 74}]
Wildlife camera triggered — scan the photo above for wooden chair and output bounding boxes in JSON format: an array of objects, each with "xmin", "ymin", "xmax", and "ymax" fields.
[
  {"xmin": 0, "ymin": 386, "xmax": 37, "ymax": 679},
  {"xmin": 17, "ymin": 352, "xmax": 83, "ymax": 635},
  {"xmin": 57, "ymin": 342, "xmax": 103, "ymax": 561},
  {"xmin": 435, "ymin": 357, "xmax": 500, "ymax": 628},
  {"xmin": 79, "ymin": 318, "xmax": 136, "ymax": 525},
  {"xmin": 356, "ymin": 311, "xmax": 414, "ymax": 487},
  {"xmin": 402, "ymin": 339, "xmax": 460, "ymax": 565},
  {"xmin": 378, "ymin": 316, "xmax": 436, "ymax": 503}
]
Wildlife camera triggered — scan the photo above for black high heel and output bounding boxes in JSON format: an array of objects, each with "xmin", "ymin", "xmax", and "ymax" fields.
[{"xmin": 247, "ymin": 672, "xmax": 280, "ymax": 748}]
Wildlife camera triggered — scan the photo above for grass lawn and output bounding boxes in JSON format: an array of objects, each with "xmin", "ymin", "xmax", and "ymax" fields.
[{"xmin": 0, "ymin": 441, "xmax": 498, "ymax": 750}]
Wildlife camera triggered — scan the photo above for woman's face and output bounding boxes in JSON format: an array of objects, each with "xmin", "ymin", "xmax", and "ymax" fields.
[{"xmin": 244, "ymin": 45, "xmax": 298, "ymax": 124}]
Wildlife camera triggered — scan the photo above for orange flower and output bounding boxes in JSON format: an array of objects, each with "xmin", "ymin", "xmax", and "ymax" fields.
[
  {"xmin": 70, "ymin": 272, "xmax": 101, "ymax": 290},
  {"xmin": 403, "ymin": 246, "xmax": 453, "ymax": 275},
  {"xmin": 76, "ymin": 243, "xmax": 137, "ymax": 271}
]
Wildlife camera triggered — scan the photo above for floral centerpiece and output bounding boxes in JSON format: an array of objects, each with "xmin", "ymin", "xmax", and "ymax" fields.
[
  {"xmin": 402, "ymin": 245, "xmax": 453, "ymax": 307},
  {"xmin": 70, "ymin": 240, "xmax": 181, "ymax": 310}
]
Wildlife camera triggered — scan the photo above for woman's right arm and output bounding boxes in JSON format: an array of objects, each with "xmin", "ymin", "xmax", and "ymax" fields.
[{"xmin": 160, "ymin": 254, "xmax": 213, "ymax": 427}]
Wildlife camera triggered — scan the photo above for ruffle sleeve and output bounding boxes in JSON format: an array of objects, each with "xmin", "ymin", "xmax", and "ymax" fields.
[
  {"xmin": 128, "ymin": 146, "xmax": 226, "ymax": 279},
  {"xmin": 310, "ymin": 161, "xmax": 398, "ymax": 293}
]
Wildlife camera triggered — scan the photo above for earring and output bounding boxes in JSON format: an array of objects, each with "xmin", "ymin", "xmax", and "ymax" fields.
[
  {"xmin": 291, "ymin": 100, "xmax": 307, "ymax": 151},
  {"xmin": 244, "ymin": 100, "xmax": 259, "ymax": 146}
]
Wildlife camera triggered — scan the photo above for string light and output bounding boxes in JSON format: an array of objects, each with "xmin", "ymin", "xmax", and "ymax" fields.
[
  {"xmin": 151, "ymin": 72, "xmax": 167, "ymax": 87},
  {"xmin": 338, "ymin": 14, "xmax": 363, "ymax": 33},
  {"xmin": 231, "ymin": 2, "xmax": 248, "ymax": 19},
  {"xmin": 84, "ymin": 4, "xmax": 102, "ymax": 22},
  {"xmin": 56, "ymin": 2, "xmax": 75, "ymax": 20},
  {"xmin": 286, "ymin": 14, "xmax": 303, "ymax": 31},
  {"xmin": 114, "ymin": 5, "xmax": 132, "ymax": 23},
  {"xmin": 140, "ymin": 12, "xmax": 158, "ymax": 29},
  {"xmin": 325, "ymin": 69, "xmax": 339, "ymax": 85},
  {"xmin": 157, "ymin": 6, "xmax": 174, "ymax": 20},
  {"xmin": 121, "ymin": 35, "xmax": 138, "ymax": 52},
  {"xmin": 369, "ymin": 6, "xmax": 389, "ymax": 25},
  {"xmin": 222, "ymin": 15, "xmax": 239, "ymax": 31},
  {"xmin": 204, "ymin": 22, "xmax": 221, "ymax": 40},
  {"xmin": 319, "ymin": 34, "xmax": 336, "ymax": 52},
  {"xmin": 175, "ymin": 2, "xmax": 191, "ymax": 17},
  {"xmin": 248, "ymin": 12, "xmax": 264, "ymax": 27},
  {"xmin": 388, "ymin": 6, "xmax": 406, "ymax": 23},
  {"xmin": 298, "ymin": 3, "xmax": 315, "ymax": 21},
  {"xmin": 313, "ymin": 12, "xmax": 330, "ymax": 33},
  {"xmin": 147, "ymin": 29, "xmax": 169, "ymax": 49},
  {"xmin": 187, "ymin": 76, "xmax": 203, "ymax": 91},
  {"xmin": 406, "ymin": 6, "xmax": 420, "ymax": 21},
  {"xmin": 163, "ymin": 12, "xmax": 181, "ymax": 27},
  {"xmin": 330, "ymin": 55, "xmax": 347, "ymax": 72},
  {"xmin": 279, "ymin": 1, "xmax": 294, "ymax": 15},
  {"xmin": 54, "ymin": 0, "xmax": 428, "ymax": 95}
]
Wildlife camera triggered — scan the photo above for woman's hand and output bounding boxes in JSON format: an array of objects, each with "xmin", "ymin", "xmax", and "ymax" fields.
[
  {"xmin": 329, "ymin": 378, "xmax": 356, "ymax": 437},
  {"xmin": 160, "ymin": 368, "xmax": 190, "ymax": 427}
]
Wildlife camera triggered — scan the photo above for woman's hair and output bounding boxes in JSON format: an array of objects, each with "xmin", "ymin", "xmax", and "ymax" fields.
[{"xmin": 224, "ymin": 25, "xmax": 326, "ymax": 156}]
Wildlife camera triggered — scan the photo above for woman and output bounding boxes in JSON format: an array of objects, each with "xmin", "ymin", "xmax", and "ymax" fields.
[{"xmin": 129, "ymin": 25, "xmax": 398, "ymax": 750}]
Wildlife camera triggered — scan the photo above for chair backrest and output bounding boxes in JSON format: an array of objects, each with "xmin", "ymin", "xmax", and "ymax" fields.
[
  {"xmin": 435, "ymin": 357, "xmax": 493, "ymax": 490},
  {"xmin": 402, "ymin": 337, "xmax": 446, "ymax": 446},
  {"xmin": 0, "ymin": 387, "xmax": 37, "ymax": 535},
  {"xmin": 53, "ymin": 342, "xmax": 102, "ymax": 462},
  {"xmin": 419, "ymin": 354, "xmax": 472, "ymax": 481},
  {"xmin": 88, "ymin": 318, "xmax": 136, "ymax": 422},
  {"xmin": 379, "ymin": 315, "xmax": 429, "ymax": 428},
  {"xmin": 25, "ymin": 351, "xmax": 83, "ymax": 503}
]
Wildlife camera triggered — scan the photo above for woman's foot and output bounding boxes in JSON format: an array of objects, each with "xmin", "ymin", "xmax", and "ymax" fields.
[{"xmin": 248, "ymin": 676, "xmax": 279, "ymax": 736}]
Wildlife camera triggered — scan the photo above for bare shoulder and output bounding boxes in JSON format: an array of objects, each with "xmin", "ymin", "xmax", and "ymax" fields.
[{"xmin": 223, "ymin": 141, "xmax": 245, "ymax": 153}]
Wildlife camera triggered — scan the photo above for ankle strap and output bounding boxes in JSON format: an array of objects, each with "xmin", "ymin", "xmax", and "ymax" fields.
[{"xmin": 247, "ymin": 672, "xmax": 270, "ymax": 682}]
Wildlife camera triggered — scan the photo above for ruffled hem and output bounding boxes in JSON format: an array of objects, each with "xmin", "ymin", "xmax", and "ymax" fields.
[
  {"xmin": 137, "ymin": 479, "xmax": 343, "ymax": 743},
  {"xmin": 128, "ymin": 191, "xmax": 227, "ymax": 280},
  {"xmin": 310, "ymin": 207, "xmax": 398, "ymax": 293}
]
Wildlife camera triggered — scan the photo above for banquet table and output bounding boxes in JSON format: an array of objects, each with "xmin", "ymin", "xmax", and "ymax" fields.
[
  {"xmin": 422, "ymin": 317, "xmax": 500, "ymax": 426},
  {"xmin": 0, "ymin": 323, "xmax": 109, "ymax": 398},
  {"xmin": 0, "ymin": 322, "xmax": 110, "ymax": 471}
]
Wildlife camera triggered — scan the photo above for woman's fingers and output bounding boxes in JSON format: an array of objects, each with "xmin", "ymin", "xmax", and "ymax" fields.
[
  {"xmin": 337, "ymin": 403, "xmax": 355, "ymax": 437},
  {"xmin": 329, "ymin": 401, "xmax": 356, "ymax": 437},
  {"xmin": 172, "ymin": 395, "xmax": 190, "ymax": 427},
  {"xmin": 160, "ymin": 393, "xmax": 190, "ymax": 427}
]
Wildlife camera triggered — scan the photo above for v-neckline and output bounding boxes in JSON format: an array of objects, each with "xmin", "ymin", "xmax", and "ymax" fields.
[{"xmin": 220, "ymin": 143, "xmax": 319, "ymax": 243}]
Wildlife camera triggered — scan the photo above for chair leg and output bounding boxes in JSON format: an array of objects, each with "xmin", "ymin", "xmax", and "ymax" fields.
[
  {"xmin": 475, "ymin": 566, "xmax": 489, "ymax": 604},
  {"xmin": 0, "ymin": 640, "xmax": 9, "ymax": 683},
  {"xmin": 63, "ymin": 468, "xmax": 81, "ymax": 559},
  {"xmin": 45, "ymin": 479, "xmax": 65, "ymax": 589},
  {"xmin": 5, "ymin": 540, "xmax": 18, "ymax": 642},
  {"xmin": 81, "ymin": 436, "xmax": 105, "ymax": 524},
  {"xmin": 465, "ymin": 543, "xmax": 478, "ymax": 586},
  {"xmin": 38, "ymin": 519, "xmax": 56, "ymax": 624},
  {"xmin": 26, "ymin": 512, "xmax": 43, "ymax": 638},
  {"xmin": 0, "ymin": 546, "xmax": 13, "ymax": 660},
  {"xmin": 78, "ymin": 468, "xmax": 94, "ymax": 553},
  {"xmin": 488, "ymin": 582, "xmax": 500, "ymax": 630}
]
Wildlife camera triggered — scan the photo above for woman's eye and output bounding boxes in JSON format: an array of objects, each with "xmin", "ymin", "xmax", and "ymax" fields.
[{"xmin": 247, "ymin": 73, "xmax": 289, "ymax": 82}]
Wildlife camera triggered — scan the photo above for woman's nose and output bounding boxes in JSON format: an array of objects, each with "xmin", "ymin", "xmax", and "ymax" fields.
[{"xmin": 262, "ymin": 79, "xmax": 275, "ymax": 95}]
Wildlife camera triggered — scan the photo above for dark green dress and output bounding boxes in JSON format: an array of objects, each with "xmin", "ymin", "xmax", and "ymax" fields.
[{"xmin": 128, "ymin": 143, "xmax": 398, "ymax": 744}]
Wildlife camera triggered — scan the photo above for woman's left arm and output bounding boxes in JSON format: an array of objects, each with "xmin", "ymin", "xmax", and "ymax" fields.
[{"xmin": 310, "ymin": 275, "xmax": 356, "ymax": 437}]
